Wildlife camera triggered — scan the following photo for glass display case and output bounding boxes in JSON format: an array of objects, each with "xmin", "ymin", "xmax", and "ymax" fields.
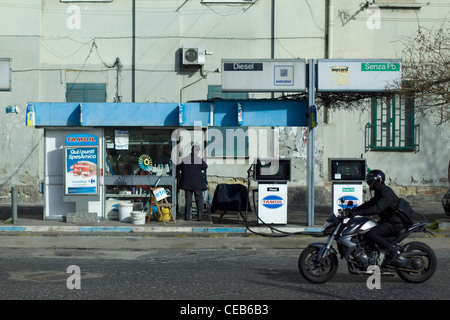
[{"xmin": 103, "ymin": 128, "xmax": 176, "ymax": 210}]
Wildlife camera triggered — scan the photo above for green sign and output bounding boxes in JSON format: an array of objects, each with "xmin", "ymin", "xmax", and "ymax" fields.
[
  {"xmin": 361, "ymin": 62, "xmax": 400, "ymax": 72},
  {"xmin": 342, "ymin": 188, "xmax": 355, "ymax": 192}
]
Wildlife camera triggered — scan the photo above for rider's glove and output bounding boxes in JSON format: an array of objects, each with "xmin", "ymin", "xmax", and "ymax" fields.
[{"xmin": 342, "ymin": 208, "xmax": 355, "ymax": 219}]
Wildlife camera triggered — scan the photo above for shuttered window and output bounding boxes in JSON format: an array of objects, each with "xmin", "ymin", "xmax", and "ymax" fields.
[{"xmin": 66, "ymin": 83, "xmax": 106, "ymax": 102}]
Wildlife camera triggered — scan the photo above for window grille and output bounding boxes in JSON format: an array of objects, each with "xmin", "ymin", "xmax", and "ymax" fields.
[{"xmin": 365, "ymin": 95, "xmax": 419, "ymax": 152}]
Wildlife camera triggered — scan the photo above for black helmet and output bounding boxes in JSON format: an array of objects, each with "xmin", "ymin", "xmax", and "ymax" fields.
[{"xmin": 366, "ymin": 170, "xmax": 385, "ymax": 190}]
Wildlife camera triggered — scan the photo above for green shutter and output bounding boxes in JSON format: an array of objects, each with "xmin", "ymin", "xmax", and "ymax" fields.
[{"xmin": 66, "ymin": 83, "xmax": 106, "ymax": 102}]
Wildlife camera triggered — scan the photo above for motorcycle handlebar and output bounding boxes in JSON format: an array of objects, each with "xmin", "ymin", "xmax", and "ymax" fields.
[{"xmin": 339, "ymin": 208, "xmax": 353, "ymax": 220}]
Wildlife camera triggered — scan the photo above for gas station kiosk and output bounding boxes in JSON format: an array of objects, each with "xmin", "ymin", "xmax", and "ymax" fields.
[
  {"xmin": 329, "ymin": 158, "xmax": 366, "ymax": 214},
  {"xmin": 27, "ymin": 101, "xmax": 307, "ymax": 221},
  {"xmin": 255, "ymin": 158, "xmax": 291, "ymax": 224}
]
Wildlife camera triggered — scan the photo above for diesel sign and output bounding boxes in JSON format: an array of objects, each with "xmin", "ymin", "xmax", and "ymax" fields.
[
  {"xmin": 223, "ymin": 62, "xmax": 263, "ymax": 71},
  {"xmin": 221, "ymin": 59, "xmax": 306, "ymax": 92}
]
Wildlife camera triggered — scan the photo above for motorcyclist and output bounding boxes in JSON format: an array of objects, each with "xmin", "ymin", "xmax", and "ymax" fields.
[{"xmin": 347, "ymin": 169, "xmax": 404, "ymax": 265}]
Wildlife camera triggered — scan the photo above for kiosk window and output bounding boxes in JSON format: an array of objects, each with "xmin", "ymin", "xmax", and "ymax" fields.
[{"xmin": 104, "ymin": 129, "xmax": 173, "ymax": 176}]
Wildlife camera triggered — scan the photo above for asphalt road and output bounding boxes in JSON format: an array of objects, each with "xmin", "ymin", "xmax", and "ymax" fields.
[{"xmin": 0, "ymin": 235, "xmax": 448, "ymax": 304}]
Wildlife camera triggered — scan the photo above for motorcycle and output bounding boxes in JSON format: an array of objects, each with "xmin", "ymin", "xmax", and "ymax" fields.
[{"xmin": 298, "ymin": 199, "xmax": 437, "ymax": 284}]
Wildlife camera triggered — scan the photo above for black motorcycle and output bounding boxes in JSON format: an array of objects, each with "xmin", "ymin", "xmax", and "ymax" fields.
[{"xmin": 298, "ymin": 200, "xmax": 437, "ymax": 284}]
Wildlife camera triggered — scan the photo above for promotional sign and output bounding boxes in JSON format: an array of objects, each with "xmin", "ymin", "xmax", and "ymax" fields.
[
  {"xmin": 317, "ymin": 59, "xmax": 401, "ymax": 92},
  {"xmin": 221, "ymin": 59, "xmax": 306, "ymax": 92},
  {"xmin": 153, "ymin": 187, "xmax": 168, "ymax": 202},
  {"xmin": 114, "ymin": 130, "xmax": 129, "ymax": 150},
  {"xmin": 332, "ymin": 183, "xmax": 363, "ymax": 215},
  {"xmin": 64, "ymin": 134, "xmax": 98, "ymax": 195},
  {"xmin": 26, "ymin": 104, "xmax": 35, "ymax": 126}
]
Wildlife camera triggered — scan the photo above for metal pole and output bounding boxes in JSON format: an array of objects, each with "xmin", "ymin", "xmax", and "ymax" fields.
[
  {"xmin": 132, "ymin": 0, "xmax": 136, "ymax": 103},
  {"xmin": 271, "ymin": 0, "xmax": 275, "ymax": 99},
  {"xmin": 307, "ymin": 59, "xmax": 315, "ymax": 227},
  {"xmin": 11, "ymin": 187, "xmax": 17, "ymax": 224},
  {"xmin": 271, "ymin": 0, "xmax": 275, "ymax": 59}
]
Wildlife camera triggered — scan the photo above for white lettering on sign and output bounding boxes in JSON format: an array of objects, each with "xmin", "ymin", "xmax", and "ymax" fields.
[
  {"xmin": 223, "ymin": 62, "xmax": 263, "ymax": 71},
  {"xmin": 234, "ymin": 63, "xmax": 254, "ymax": 70}
]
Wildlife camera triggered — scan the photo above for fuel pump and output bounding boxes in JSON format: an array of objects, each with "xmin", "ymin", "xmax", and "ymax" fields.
[
  {"xmin": 254, "ymin": 158, "xmax": 291, "ymax": 224},
  {"xmin": 329, "ymin": 158, "xmax": 366, "ymax": 215}
]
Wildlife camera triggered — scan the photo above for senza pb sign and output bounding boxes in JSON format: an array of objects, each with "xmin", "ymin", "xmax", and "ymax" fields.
[
  {"xmin": 317, "ymin": 59, "xmax": 401, "ymax": 92},
  {"xmin": 361, "ymin": 62, "xmax": 400, "ymax": 72},
  {"xmin": 262, "ymin": 195, "xmax": 285, "ymax": 209}
]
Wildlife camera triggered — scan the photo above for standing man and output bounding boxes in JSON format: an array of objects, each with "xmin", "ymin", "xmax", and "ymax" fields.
[{"xmin": 177, "ymin": 144, "xmax": 208, "ymax": 221}]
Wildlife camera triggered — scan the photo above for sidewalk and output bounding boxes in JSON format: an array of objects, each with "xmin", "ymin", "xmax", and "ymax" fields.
[
  {"xmin": 0, "ymin": 204, "xmax": 329, "ymax": 235},
  {"xmin": 0, "ymin": 201, "xmax": 448, "ymax": 236}
]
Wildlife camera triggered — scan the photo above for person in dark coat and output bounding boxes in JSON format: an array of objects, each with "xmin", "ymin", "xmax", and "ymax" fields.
[
  {"xmin": 349, "ymin": 169, "xmax": 404, "ymax": 265},
  {"xmin": 177, "ymin": 144, "xmax": 208, "ymax": 221}
]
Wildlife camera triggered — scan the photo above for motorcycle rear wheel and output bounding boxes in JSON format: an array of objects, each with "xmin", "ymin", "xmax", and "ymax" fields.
[
  {"xmin": 298, "ymin": 246, "xmax": 338, "ymax": 284},
  {"xmin": 396, "ymin": 241, "xmax": 437, "ymax": 283}
]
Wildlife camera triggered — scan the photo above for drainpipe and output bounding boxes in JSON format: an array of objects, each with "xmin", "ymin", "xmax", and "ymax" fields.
[
  {"xmin": 327, "ymin": 0, "xmax": 334, "ymax": 59},
  {"xmin": 271, "ymin": 0, "xmax": 275, "ymax": 99},
  {"xmin": 271, "ymin": 0, "xmax": 275, "ymax": 59},
  {"xmin": 11, "ymin": 187, "xmax": 17, "ymax": 224},
  {"xmin": 323, "ymin": 0, "xmax": 334, "ymax": 124},
  {"xmin": 132, "ymin": 0, "xmax": 136, "ymax": 102}
]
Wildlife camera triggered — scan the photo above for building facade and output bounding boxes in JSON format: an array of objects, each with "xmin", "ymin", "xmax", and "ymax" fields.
[{"xmin": 0, "ymin": 0, "xmax": 448, "ymax": 209}]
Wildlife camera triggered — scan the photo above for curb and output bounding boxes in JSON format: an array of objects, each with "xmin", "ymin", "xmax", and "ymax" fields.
[
  {"xmin": 0, "ymin": 223, "xmax": 446, "ymax": 237},
  {"xmin": 0, "ymin": 224, "xmax": 323, "ymax": 236}
]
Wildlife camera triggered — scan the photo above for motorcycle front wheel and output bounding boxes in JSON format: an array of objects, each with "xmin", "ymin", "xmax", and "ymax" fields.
[
  {"xmin": 298, "ymin": 245, "xmax": 338, "ymax": 284},
  {"xmin": 396, "ymin": 241, "xmax": 437, "ymax": 283}
]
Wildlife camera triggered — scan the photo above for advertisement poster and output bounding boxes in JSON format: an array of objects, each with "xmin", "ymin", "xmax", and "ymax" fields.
[
  {"xmin": 65, "ymin": 147, "xmax": 98, "ymax": 195},
  {"xmin": 64, "ymin": 133, "xmax": 98, "ymax": 195}
]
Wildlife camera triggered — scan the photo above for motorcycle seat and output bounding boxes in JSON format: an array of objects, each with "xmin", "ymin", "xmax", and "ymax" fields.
[
  {"xmin": 385, "ymin": 229, "xmax": 406, "ymax": 243},
  {"xmin": 386, "ymin": 222, "xmax": 425, "ymax": 243}
]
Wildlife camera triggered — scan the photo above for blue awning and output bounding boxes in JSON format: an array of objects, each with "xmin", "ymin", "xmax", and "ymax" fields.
[{"xmin": 26, "ymin": 100, "xmax": 309, "ymax": 127}]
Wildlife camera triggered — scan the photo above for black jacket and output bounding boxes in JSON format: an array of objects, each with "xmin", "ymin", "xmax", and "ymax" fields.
[
  {"xmin": 352, "ymin": 183, "xmax": 404, "ymax": 230},
  {"xmin": 177, "ymin": 153, "xmax": 208, "ymax": 191}
]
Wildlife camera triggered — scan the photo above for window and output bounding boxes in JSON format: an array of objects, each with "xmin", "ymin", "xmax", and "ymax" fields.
[
  {"xmin": 375, "ymin": 0, "xmax": 415, "ymax": 3},
  {"xmin": 60, "ymin": 1, "xmax": 112, "ymax": 2},
  {"xmin": 103, "ymin": 129, "xmax": 176, "ymax": 201},
  {"xmin": 365, "ymin": 95, "xmax": 419, "ymax": 152},
  {"xmin": 207, "ymin": 85, "xmax": 248, "ymax": 100},
  {"xmin": 66, "ymin": 83, "xmax": 106, "ymax": 102},
  {"xmin": 0, "ymin": 58, "xmax": 11, "ymax": 91},
  {"xmin": 206, "ymin": 86, "xmax": 251, "ymax": 158},
  {"xmin": 372, "ymin": 0, "xmax": 423, "ymax": 9},
  {"xmin": 206, "ymin": 126, "xmax": 278, "ymax": 161},
  {"xmin": 207, "ymin": 127, "xmax": 249, "ymax": 158},
  {"xmin": 201, "ymin": 0, "xmax": 255, "ymax": 3}
]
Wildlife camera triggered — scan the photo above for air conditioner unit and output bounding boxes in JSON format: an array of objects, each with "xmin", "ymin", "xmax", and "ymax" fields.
[{"xmin": 182, "ymin": 45, "xmax": 205, "ymax": 65}]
